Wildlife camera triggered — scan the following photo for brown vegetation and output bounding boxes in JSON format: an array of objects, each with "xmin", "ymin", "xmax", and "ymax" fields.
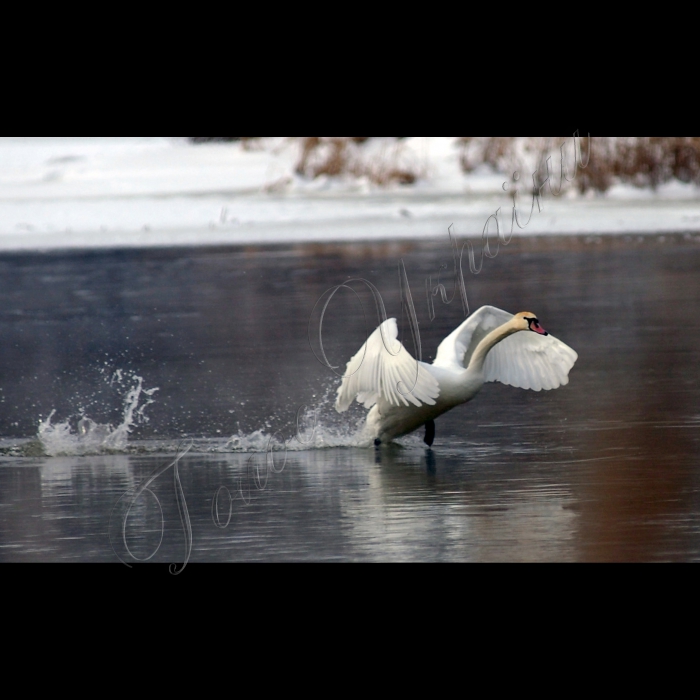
[
  {"xmin": 458, "ymin": 136, "xmax": 700, "ymax": 193},
  {"xmin": 576, "ymin": 137, "xmax": 700, "ymax": 192},
  {"xmin": 294, "ymin": 137, "xmax": 419, "ymax": 185},
  {"xmin": 189, "ymin": 137, "xmax": 419, "ymax": 185},
  {"xmin": 190, "ymin": 137, "xmax": 700, "ymax": 192}
]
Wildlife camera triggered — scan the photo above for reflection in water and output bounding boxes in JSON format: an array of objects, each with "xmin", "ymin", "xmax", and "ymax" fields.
[
  {"xmin": 424, "ymin": 448, "xmax": 436, "ymax": 474},
  {"xmin": 1, "ymin": 235, "xmax": 700, "ymax": 561},
  {"xmin": 0, "ymin": 421, "xmax": 698, "ymax": 562},
  {"xmin": 351, "ymin": 443, "xmax": 577, "ymax": 562}
]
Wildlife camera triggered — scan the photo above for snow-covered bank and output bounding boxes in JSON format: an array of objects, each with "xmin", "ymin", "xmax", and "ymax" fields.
[{"xmin": 1, "ymin": 137, "xmax": 699, "ymax": 252}]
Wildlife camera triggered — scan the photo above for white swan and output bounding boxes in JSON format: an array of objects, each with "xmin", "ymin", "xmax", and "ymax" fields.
[{"xmin": 335, "ymin": 305, "xmax": 578, "ymax": 446}]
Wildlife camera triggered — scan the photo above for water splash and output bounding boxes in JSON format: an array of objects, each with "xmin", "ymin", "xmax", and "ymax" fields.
[
  {"xmin": 38, "ymin": 372, "xmax": 159, "ymax": 456},
  {"xmin": 34, "ymin": 375, "xmax": 419, "ymax": 456},
  {"xmin": 219, "ymin": 386, "xmax": 374, "ymax": 452},
  {"xmin": 220, "ymin": 420, "xmax": 370, "ymax": 453},
  {"xmin": 216, "ymin": 384, "xmax": 425, "ymax": 452}
]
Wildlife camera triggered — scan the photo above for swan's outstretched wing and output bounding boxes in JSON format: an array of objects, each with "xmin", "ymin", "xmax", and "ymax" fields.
[
  {"xmin": 434, "ymin": 306, "xmax": 513, "ymax": 369},
  {"xmin": 434, "ymin": 305, "xmax": 578, "ymax": 391},
  {"xmin": 335, "ymin": 318, "xmax": 440, "ymax": 412},
  {"xmin": 483, "ymin": 330, "xmax": 578, "ymax": 391}
]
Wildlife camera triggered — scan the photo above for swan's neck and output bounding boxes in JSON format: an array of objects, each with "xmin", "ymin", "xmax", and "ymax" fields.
[{"xmin": 467, "ymin": 321, "xmax": 518, "ymax": 372}]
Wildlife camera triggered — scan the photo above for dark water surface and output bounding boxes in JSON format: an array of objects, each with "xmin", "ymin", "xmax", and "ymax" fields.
[{"xmin": 1, "ymin": 234, "xmax": 699, "ymax": 562}]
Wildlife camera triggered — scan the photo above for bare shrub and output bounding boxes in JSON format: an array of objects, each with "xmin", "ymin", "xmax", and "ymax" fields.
[
  {"xmin": 296, "ymin": 137, "xmax": 349, "ymax": 177},
  {"xmin": 191, "ymin": 136, "xmax": 700, "ymax": 193},
  {"xmin": 458, "ymin": 136, "xmax": 700, "ymax": 193},
  {"xmin": 295, "ymin": 137, "xmax": 419, "ymax": 186},
  {"xmin": 580, "ymin": 137, "xmax": 700, "ymax": 191},
  {"xmin": 458, "ymin": 137, "xmax": 515, "ymax": 173}
]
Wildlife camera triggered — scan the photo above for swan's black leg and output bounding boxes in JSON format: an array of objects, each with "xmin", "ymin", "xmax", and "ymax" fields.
[
  {"xmin": 424, "ymin": 420, "xmax": 435, "ymax": 447},
  {"xmin": 374, "ymin": 438, "xmax": 382, "ymax": 447}
]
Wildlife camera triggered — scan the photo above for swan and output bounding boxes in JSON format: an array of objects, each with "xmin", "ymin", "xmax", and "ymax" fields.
[{"xmin": 335, "ymin": 305, "xmax": 578, "ymax": 446}]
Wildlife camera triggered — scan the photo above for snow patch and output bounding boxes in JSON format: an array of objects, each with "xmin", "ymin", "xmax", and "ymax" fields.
[{"xmin": 1, "ymin": 137, "xmax": 699, "ymax": 251}]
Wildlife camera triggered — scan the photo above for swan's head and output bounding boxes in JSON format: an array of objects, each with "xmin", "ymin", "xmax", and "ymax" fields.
[{"xmin": 513, "ymin": 311, "xmax": 548, "ymax": 336}]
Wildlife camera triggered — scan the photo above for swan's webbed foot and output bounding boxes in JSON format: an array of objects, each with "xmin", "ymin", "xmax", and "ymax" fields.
[{"xmin": 424, "ymin": 420, "xmax": 435, "ymax": 447}]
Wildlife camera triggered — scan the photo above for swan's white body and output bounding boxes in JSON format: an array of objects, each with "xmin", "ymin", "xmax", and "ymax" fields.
[{"xmin": 335, "ymin": 305, "xmax": 578, "ymax": 444}]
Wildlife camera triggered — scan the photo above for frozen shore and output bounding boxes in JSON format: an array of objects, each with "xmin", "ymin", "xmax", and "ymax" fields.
[{"xmin": 1, "ymin": 137, "xmax": 699, "ymax": 252}]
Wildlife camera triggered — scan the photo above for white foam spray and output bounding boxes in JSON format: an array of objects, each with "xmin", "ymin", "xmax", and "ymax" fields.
[
  {"xmin": 38, "ymin": 371, "xmax": 159, "ymax": 456},
  {"xmin": 218, "ymin": 385, "xmax": 416, "ymax": 452}
]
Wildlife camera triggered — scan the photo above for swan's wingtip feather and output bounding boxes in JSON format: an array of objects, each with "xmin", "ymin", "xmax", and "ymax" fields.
[{"xmin": 335, "ymin": 390, "xmax": 351, "ymax": 412}]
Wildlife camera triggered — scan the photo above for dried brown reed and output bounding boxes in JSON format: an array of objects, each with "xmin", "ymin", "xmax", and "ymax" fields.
[
  {"xmin": 294, "ymin": 137, "xmax": 419, "ymax": 186},
  {"xmin": 190, "ymin": 137, "xmax": 700, "ymax": 192},
  {"xmin": 458, "ymin": 136, "xmax": 700, "ymax": 193},
  {"xmin": 576, "ymin": 137, "xmax": 700, "ymax": 192}
]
